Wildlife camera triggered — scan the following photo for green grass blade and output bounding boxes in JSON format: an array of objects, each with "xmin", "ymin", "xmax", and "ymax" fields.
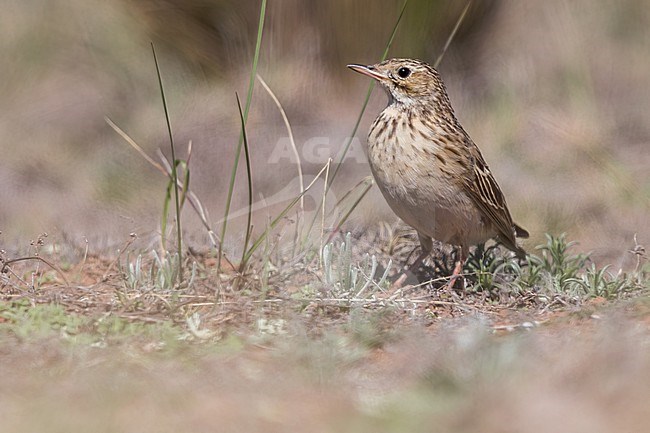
[
  {"xmin": 328, "ymin": 0, "xmax": 409, "ymax": 187},
  {"xmin": 218, "ymin": 0, "xmax": 267, "ymax": 273},
  {"xmin": 434, "ymin": 1, "xmax": 472, "ymax": 68},
  {"xmin": 161, "ymin": 176, "xmax": 173, "ymax": 251},
  {"xmin": 303, "ymin": 0, "xmax": 409, "ymax": 244},
  {"xmin": 326, "ymin": 177, "xmax": 374, "ymax": 244},
  {"xmin": 178, "ymin": 160, "xmax": 190, "ymax": 208},
  {"xmin": 235, "ymin": 93, "xmax": 254, "ymax": 274},
  {"xmin": 151, "ymin": 42, "xmax": 183, "ymax": 284},
  {"xmin": 257, "ymin": 74, "xmax": 304, "ymax": 211},
  {"xmin": 243, "ymin": 162, "xmax": 331, "ymax": 264}
]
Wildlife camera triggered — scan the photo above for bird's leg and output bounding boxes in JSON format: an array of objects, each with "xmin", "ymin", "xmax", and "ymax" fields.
[
  {"xmin": 392, "ymin": 233, "xmax": 433, "ymax": 289},
  {"xmin": 447, "ymin": 246, "xmax": 467, "ymax": 290}
]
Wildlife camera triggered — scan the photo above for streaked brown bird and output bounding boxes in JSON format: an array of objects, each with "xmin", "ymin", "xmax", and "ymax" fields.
[{"xmin": 348, "ymin": 58, "xmax": 529, "ymax": 286}]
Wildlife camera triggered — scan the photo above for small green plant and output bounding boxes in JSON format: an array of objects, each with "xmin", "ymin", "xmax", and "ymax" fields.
[
  {"xmin": 462, "ymin": 234, "xmax": 645, "ymax": 302},
  {"xmin": 121, "ymin": 251, "xmax": 196, "ymax": 293},
  {"xmin": 465, "ymin": 243, "xmax": 519, "ymax": 292},
  {"xmin": 505, "ymin": 234, "xmax": 642, "ymax": 301},
  {"xmin": 534, "ymin": 233, "xmax": 590, "ymax": 289},
  {"xmin": 321, "ymin": 233, "xmax": 392, "ymax": 298},
  {"xmin": 566, "ymin": 263, "xmax": 632, "ymax": 299},
  {"xmin": 0, "ymin": 301, "xmax": 85, "ymax": 341}
]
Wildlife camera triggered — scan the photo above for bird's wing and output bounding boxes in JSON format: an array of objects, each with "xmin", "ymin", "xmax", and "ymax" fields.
[{"xmin": 462, "ymin": 143, "xmax": 526, "ymax": 256}]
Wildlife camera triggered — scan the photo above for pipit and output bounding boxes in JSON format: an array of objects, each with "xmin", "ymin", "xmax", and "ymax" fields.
[{"xmin": 348, "ymin": 58, "xmax": 529, "ymax": 287}]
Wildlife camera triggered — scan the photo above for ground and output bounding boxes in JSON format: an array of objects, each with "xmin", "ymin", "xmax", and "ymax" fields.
[{"xmin": 0, "ymin": 228, "xmax": 648, "ymax": 433}]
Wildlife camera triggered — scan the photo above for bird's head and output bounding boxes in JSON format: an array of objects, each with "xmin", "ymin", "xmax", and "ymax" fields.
[{"xmin": 347, "ymin": 58, "xmax": 445, "ymax": 107}]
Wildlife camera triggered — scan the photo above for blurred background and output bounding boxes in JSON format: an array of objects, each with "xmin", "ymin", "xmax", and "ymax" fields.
[{"xmin": 0, "ymin": 0, "xmax": 648, "ymax": 265}]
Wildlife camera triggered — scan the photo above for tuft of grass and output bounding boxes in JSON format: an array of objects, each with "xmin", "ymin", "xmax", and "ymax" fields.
[
  {"xmin": 569, "ymin": 263, "xmax": 634, "ymax": 299},
  {"xmin": 464, "ymin": 234, "xmax": 647, "ymax": 302},
  {"xmin": 464, "ymin": 243, "xmax": 517, "ymax": 293},
  {"xmin": 107, "ymin": 117, "xmax": 220, "ymax": 250},
  {"xmin": 242, "ymin": 161, "xmax": 333, "ymax": 265},
  {"xmin": 120, "ymin": 251, "xmax": 196, "ymax": 295},
  {"xmin": 321, "ymin": 232, "xmax": 392, "ymax": 299},
  {"xmin": 215, "ymin": 1, "xmax": 408, "ymax": 276}
]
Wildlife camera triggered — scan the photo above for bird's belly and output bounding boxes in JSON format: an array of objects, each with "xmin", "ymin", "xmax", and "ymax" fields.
[{"xmin": 369, "ymin": 156, "xmax": 494, "ymax": 246}]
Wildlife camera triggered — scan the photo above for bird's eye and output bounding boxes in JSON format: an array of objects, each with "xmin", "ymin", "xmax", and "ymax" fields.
[{"xmin": 397, "ymin": 67, "xmax": 411, "ymax": 78}]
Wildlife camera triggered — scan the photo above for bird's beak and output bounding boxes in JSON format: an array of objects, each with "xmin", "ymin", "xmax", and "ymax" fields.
[{"xmin": 347, "ymin": 64, "xmax": 387, "ymax": 81}]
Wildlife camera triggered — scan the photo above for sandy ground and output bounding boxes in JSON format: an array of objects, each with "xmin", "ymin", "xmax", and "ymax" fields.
[{"xmin": 0, "ymin": 298, "xmax": 648, "ymax": 433}]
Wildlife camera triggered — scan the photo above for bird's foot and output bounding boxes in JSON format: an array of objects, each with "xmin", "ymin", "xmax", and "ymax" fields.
[
  {"xmin": 446, "ymin": 260, "xmax": 466, "ymax": 290},
  {"xmin": 386, "ymin": 270, "xmax": 418, "ymax": 297},
  {"xmin": 392, "ymin": 272, "xmax": 409, "ymax": 290}
]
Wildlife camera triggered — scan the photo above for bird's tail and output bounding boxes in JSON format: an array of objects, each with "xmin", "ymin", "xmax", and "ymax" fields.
[
  {"xmin": 514, "ymin": 223, "xmax": 529, "ymax": 239},
  {"xmin": 500, "ymin": 223, "xmax": 529, "ymax": 259}
]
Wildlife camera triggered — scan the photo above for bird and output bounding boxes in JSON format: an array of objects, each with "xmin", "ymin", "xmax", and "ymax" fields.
[{"xmin": 347, "ymin": 58, "xmax": 529, "ymax": 287}]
